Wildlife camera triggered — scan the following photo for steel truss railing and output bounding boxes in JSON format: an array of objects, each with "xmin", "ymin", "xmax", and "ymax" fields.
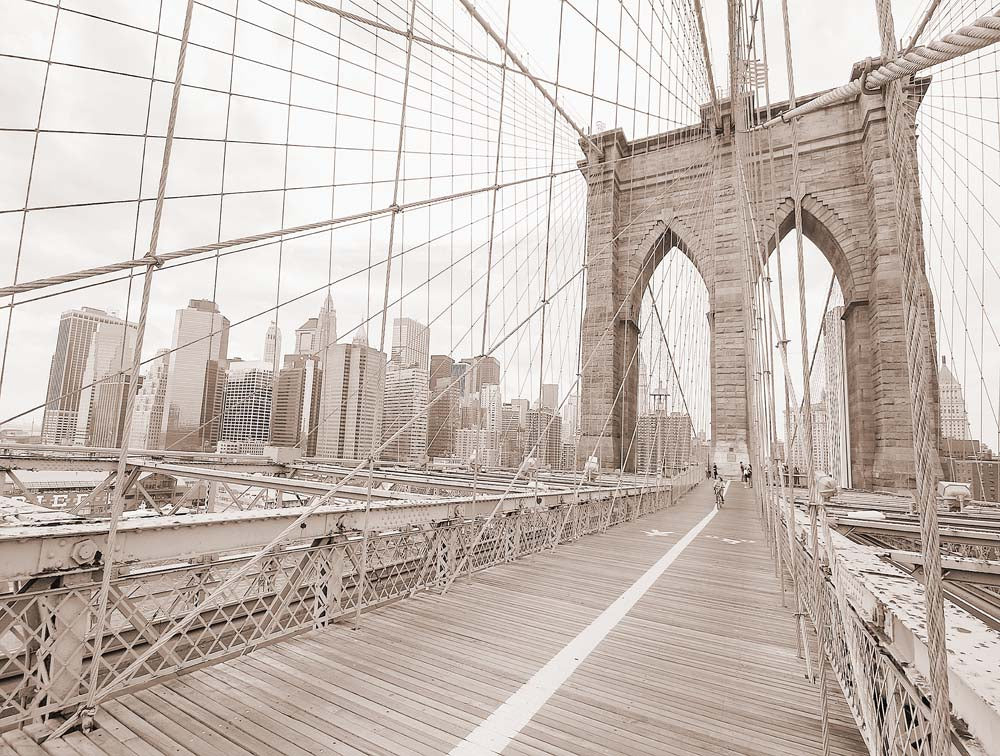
[
  {"xmin": 770, "ymin": 494, "xmax": 990, "ymax": 756},
  {"xmin": 0, "ymin": 468, "xmax": 701, "ymax": 731}
]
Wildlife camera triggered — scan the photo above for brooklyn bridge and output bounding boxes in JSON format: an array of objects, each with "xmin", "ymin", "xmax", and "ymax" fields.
[{"xmin": 0, "ymin": 0, "xmax": 998, "ymax": 754}]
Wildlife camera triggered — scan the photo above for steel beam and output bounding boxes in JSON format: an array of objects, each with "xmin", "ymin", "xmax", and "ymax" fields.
[{"xmin": 0, "ymin": 484, "xmax": 658, "ymax": 582}]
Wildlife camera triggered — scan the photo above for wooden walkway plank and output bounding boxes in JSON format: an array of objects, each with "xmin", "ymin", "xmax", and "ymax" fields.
[
  {"xmin": 1, "ymin": 732, "xmax": 47, "ymax": 756},
  {"xmin": 180, "ymin": 667, "xmax": 357, "ymax": 756},
  {"xmin": 208, "ymin": 662, "xmax": 409, "ymax": 756}
]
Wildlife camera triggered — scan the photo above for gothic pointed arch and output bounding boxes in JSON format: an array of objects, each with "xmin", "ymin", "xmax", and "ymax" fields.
[
  {"xmin": 624, "ymin": 210, "xmax": 713, "ymax": 319},
  {"xmin": 759, "ymin": 193, "xmax": 863, "ymax": 304}
]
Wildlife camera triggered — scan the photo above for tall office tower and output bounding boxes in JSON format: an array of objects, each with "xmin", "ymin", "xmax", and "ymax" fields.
[
  {"xmin": 823, "ymin": 306, "xmax": 851, "ymax": 487},
  {"xmin": 391, "ymin": 317, "xmax": 430, "ymax": 369},
  {"xmin": 635, "ymin": 411, "xmax": 663, "ymax": 474},
  {"xmin": 382, "ymin": 364, "xmax": 429, "ymax": 463},
  {"xmin": 525, "ymin": 406, "xmax": 562, "ymax": 468},
  {"xmin": 638, "ymin": 354, "xmax": 650, "ymax": 415},
  {"xmin": 294, "ymin": 317, "xmax": 318, "ymax": 353},
  {"xmin": 451, "ymin": 360, "xmax": 470, "ymax": 396},
  {"xmin": 460, "ymin": 355, "xmax": 500, "ymax": 394},
  {"xmin": 75, "ymin": 316, "xmax": 139, "ymax": 447},
  {"xmin": 380, "ymin": 318, "xmax": 431, "ymax": 462},
  {"xmin": 500, "ymin": 402, "xmax": 527, "ymax": 467},
  {"xmin": 662, "ymin": 412, "xmax": 693, "ymax": 472},
  {"xmin": 315, "ymin": 329, "xmax": 386, "ymax": 460},
  {"xmin": 271, "ymin": 353, "xmax": 322, "ymax": 456},
  {"xmin": 482, "ymin": 383, "xmax": 503, "ymax": 443},
  {"xmin": 635, "ymin": 389, "xmax": 689, "ymax": 475},
  {"xmin": 427, "ymin": 355, "xmax": 458, "ymax": 459},
  {"xmin": 939, "ymin": 355, "xmax": 972, "ymax": 440},
  {"xmin": 264, "ymin": 321, "xmax": 281, "ymax": 373},
  {"xmin": 315, "ymin": 293, "xmax": 337, "ymax": 364},
  {"xmin": 129, "ymin": 349, "xmax": 170, "ymax": 450},
  {"xmin": 218, "ymin": 359, "xmax": 273, "ymax": 455},
  {"xmin": 789, "ymin": 401, "xmax": 832, "ymax": 474},
  {"xmin": 459, "ymin": 394, "xmax": 482, "ymax": 428},
  {"xmin": 560, "ymin": 442, "xmax": 576, "ymax": 471},
  {"xmin": 455, "ymin": 427, "xmax": 500, "ymax": 467},
  {"xmin": 539, "ymin": 383, "xmax": 559, "ymax": 411},
  {"xmin": 508, "ymin": 398, "xmax": 529, "ymax": 427},
  {"xmin": 562, "ymin": 393, "xmax": 579, "ymax": 442},
  {"xmin": 42, "ymin": 307, "xmax": 134, "ymax": 445},
  {"xmin": 162, "ymin": 299, "xmax": 230, "ymax": 452}
]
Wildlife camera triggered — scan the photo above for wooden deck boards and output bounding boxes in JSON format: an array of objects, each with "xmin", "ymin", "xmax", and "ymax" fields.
[{"xmin": 43, "ymin": 481, "xmax": 866, "ymax": 755}]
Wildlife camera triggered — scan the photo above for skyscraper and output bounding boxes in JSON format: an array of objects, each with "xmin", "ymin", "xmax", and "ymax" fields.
[
  {"xmin": 42, "ymin": 307, "xmax": 135, "ymax": 445},
  {"xmin": 427, "ymin": 355, "xmax": 458, "ymax": 459},
  {"xmin": 635, "ymin": 412, "xmax": 663, "ymax": 474},
  {"xmin": 294, "ymin": 317, "xmax": 318, "ymax": 353},
  {"xmin": 315, "ymin": 293, "xmax": 337, "ymax": 364},
  {"xmin": 391, "ymin": 317, "xmax": 430, "ymax": 369},
  {"xmin": 271, "ymin": 353, "xmax": 322, "ymax": 456},
  {"xmin": 75, "ymin": 316, "xmax": 138, "ymax": 447},
  {"xmin": 382, "ymin": 364, "xmax": 429, "ymax": 463},
  {"xmin": 823, "ymin": 306, "xmax": 851, "ymax": 487},
  {"xmin": 790, "ymin": 401, "xmax": 831, "ymax": 475},
  {"xmin": 129, "ymin": 349, "xmax": 169, "ymax": 450},
  {"xmin": 315, "ymin": 329, "xmax": 386, "ymax": 460},
  {"xmin": 480, "ymin": 383, "xmax": 503, "ymax": 458},
  {"xmin": 455, "ymin": 427, "xmax": 500, "ymax": 466},
  {"xmin": 264, "ymin": 321, "xmax": 282, "ymax": 374},
  {"xmin": 459, "ymin": 355, "xmax": 500, "ymax": 395},
  {"xmin": 939, "ymin": 355, "xmax": 972, "ymax": 440},
  {"xmin": 218, "ymin": 359, "xmax": 273, "ymax": 455},
  {"xmin": 662, "ymin": 412, "xmax": 693, "ymax": 471},
  {"xmin": 451, "ymin": 360, "xmax": 470, "ymax": 396},
  {"xmin": 500, "ymin": 402, "xmax": 526, "ymax": 467},
  {"xmin": 382, "ymin": 318, "xmax": 430, "ymax": 463},
  {"xmin": 562, "ymin": 393, "xmax": 579, "ymax": 442},
  {"xmin": 539, "ymin": 383, "xmax": 559, "ymax": 411},
  {"xmin": 526, "ymin": 406, "xmax": 562, "ymax": 468},
  {"xmin": 635, "ymin": 389, "xmax": 690, "ymax": 475},
  {"xmin": 162, "ymin": 300, "xmax": 230, "ymax": 452}
]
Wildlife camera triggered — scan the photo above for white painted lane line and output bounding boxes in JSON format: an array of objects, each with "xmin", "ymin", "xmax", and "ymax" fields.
[{"xmin": 449, "ymin": 505, "xmax": 719, "ymax": 756}]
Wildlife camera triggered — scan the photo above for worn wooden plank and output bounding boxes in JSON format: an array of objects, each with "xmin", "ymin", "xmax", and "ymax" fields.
[
  {"xmin": 102, "ymin": 699, "xmax": 206, "ymax": 756},
  {"xmin": 91, "ymin": 707, "xmax": 169, "ymax": 756},
  {"xmin": 74, "ymin": 728, "xmax": 142, "ymax": 756},
  {"xmin": 182, "ymin": 668, "xmax": 360, "ymax": 756},
  {"xmin": 1, "ymin": 731, "xmax": 47, "ymax": 756}
]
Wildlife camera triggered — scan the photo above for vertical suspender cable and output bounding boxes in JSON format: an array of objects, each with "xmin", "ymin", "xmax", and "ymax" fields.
[
  {"xmin": 873, "ymin": 2, "xmax": 952, "ymax": 752},
  {"xmin": 776, "ymin": 2, "xmax": 834, "ymax": 753},
  {"xmin": 63, "ymin": 0, "xmax": 198, "ymax": 736},
  {"xmin": 355, "ymin": 0, "xmax": 420, "ymax": 630}
]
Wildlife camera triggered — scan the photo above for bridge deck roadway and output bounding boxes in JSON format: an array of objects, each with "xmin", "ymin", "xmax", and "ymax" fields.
[{"xmin": 26, "ymin": 482, "xmax": 866, "ymax": 756}]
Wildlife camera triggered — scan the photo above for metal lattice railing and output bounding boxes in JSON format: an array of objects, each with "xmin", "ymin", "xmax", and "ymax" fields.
[
  {"xmin": 0, "ymin": 469, "xmax": 700, "ymax": 730},
  {"xmin": 773, "ymin": 501, "xmax": 968, "ymax": 756}
]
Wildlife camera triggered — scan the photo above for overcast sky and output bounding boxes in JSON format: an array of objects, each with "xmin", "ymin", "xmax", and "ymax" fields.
[{"xmin": 3, "ymin": 0, "xmax": 998, "ymax": 453}]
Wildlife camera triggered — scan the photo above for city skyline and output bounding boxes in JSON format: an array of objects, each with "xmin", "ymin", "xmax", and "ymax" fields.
[{"xmin": 28, "ymin": 292, "xmax": 672, "ymax": 473}]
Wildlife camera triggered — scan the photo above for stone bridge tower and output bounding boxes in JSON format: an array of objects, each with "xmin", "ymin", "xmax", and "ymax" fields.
[{"xmin": 578, "ymin": 67, "xmax": 940, "ymax": 490}]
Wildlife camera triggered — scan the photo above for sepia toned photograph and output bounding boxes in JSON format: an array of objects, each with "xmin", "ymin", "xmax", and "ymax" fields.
[{"xmin": 0, "ymin": 0, "xmax": 998, "ymax": 753}]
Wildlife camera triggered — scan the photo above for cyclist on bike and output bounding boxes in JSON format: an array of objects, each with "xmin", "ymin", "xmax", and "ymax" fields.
[{"xmin": 713, "ymin": 475, "xmax": 725, "ymax": 509}]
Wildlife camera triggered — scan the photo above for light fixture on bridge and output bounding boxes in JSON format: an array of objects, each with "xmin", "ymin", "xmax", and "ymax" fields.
[{"xmin": 938, "ymin": 481, "xmax": 972, "ymax": 512}]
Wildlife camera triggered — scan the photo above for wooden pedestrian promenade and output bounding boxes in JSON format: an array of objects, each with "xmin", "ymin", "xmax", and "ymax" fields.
[{"xmin": 13, "ymin": 481, "xmax": 866, "ymax": 756}]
